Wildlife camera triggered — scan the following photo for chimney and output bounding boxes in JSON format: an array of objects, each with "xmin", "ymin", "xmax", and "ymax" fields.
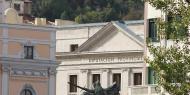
[
  {"xmin": 55, "ymin": 19, "xmax": 62, "ymax": 26},
  {"xmin": 18, "ymin": 16, "xmax": 23, "ymax": 24},
  {"xmin": 35, "ymin": 18, "xmax": 41, "ymax": 25},
  {"xmin": 41, "ymin": 18, "xmax": 46, "ymax": 25}
]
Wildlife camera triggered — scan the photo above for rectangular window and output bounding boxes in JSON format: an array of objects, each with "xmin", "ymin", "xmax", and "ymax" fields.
[
  {"xmin": 134, "ymin": 73, "xmax": 142, "ymax": 85},
  {"xmin": 148, "ymin": 67, "xmax": 157, "ymax": 84},
  {"xmin": 24, "ymin": 2, "xmax": 32, "ymax": 15},
  {"xmin": 69, "ymin": 75, "xmax": 77, "ymax": 92},
  {"xmin": 92, "ymin": 74, "xmax": 100, "ymax": 84},
  {"xmin": 70, "ymin": 44, "xmax": 78, "ymax": 52},
  {"xmin": 24, "ymin": 46, "xmax": 34, "ymax": 59},
  {"xmin": 167, "ymin": 15, "xmax": 187, "ymax": 39},
  {"xmin": 113, "ymin": 73, "xmax": 121, "ymax": 89},
  {"xmin": 148, "ymin": 18, "xmax": 158, "ymax": 42},
  {"xmin": 14, "ymin": 3, "xmax": 21, "ymax": 11}
]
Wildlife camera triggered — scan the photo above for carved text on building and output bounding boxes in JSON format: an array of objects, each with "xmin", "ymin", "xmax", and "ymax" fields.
[{"xmin": 88, "ymin": 56, "xmax": 143, "ymax": 63}]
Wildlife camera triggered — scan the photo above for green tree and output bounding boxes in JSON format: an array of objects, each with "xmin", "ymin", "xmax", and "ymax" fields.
[
  {"xmin": 146, "ymin": 0, "xmax": 190, "ymax": 95},
  {"xmin": 31, "ymin": 0, "xmax": 144, "ymax": 23}
]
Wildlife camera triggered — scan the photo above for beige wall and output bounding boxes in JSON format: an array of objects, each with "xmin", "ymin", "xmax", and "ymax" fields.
[
  {"xmin": 0, "ymin": 27, "xmax": 53, "ymax": 59},
  {"xmin": 0, "ymin": 24, "xmax": 56, "ymax": 95},
  {"xmin": 2, "ymin": 39, "xmax": 51, "ymax": 59},
  {"xmin": 0, "ymin": 41, "xmax": 2, "ymax": 55},
  {"xmin": 0, "ymin": 29, "xmax": 2, "ymax": 37},
  {"xmin": 146, "ymin": 3, "xmax": 162, "ymax": 19},
  {"xmin": 8, "ymin": 42, "xmax": 22, "ymax": 56},
  {"xmin": 90, "ymin": 29, "xmax": 143, "ymax": 52},
  {"xmin": 8, "ymin": 28, "xmax": 51, "ymax": 40},
  {"xmin": 36, "ymin": 44, "xmax": 50, "ymax": 59},
  {"xmin": 0, "ymin": 66, "xmax": 2, "ymax": 95},
  {"xmin": 9, "ymin": 77, "xmax": 48, "ymax": 95}
]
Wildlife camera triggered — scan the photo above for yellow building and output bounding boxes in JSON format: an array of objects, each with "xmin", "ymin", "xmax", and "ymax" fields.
[{"xmin": 0, "ymin": 8, "xmax": 57, "ymax": 95}]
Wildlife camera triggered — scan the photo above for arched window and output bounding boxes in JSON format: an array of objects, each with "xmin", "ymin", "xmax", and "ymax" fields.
[
  {"xmin": 21, "ymin": 89, "xmax": 33, "ymax": 95},
  {"xmin": 20, "ymin": 84, "xmax": 36, "ymax": 95}
]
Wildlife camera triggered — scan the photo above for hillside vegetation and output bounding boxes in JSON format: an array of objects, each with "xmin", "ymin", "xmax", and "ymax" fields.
[{"xmin": 31, "ymin": 0, "xmax": 144, "ymax": 23}]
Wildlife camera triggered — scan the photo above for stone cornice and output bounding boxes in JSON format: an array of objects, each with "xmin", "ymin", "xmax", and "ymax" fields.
[
  {"xmin": 11, "ymin": 68, "xmax": 48, "ymax": 77},
  {"xmin": 77, "ymin": 22, "xmax": 114, "ymax": 51},
  {"xmin": 48, "ymin": 67, "xmax": 57, "ymax": 76},
  {"xmin": 10, "ymin": 76, "xmax": 48, "ymax": 82},
  {"xmin": 0, "ymin": 57, "xmax": 59, "ymax": 67},
  {"xmin": 76, "ymin": 21, "xmax": 144, "ymax": 52},
  {"xmin": 0, "ymin": 23, "xmax": 58, "ymax": 31},
  {"xmin": 57, "ymin": 62, "xmax": 144, "ymax": 71},
  {"xmin": 0, "ymin": 37, "xmax": 50, "ymax": 45},
  {"xmin": 56, "ymin": 50, "xmax": 143, "ymax": 57},
  {"xmin": 2, "ymin": 64, "xmax": 10, "ymax": 72}
]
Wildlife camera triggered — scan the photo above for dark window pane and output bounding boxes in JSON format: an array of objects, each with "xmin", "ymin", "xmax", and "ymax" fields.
[
  {"xmin": 70, "ymin": 44, "xmax": 78, "ymax": 52},
  {"xmin": 167, "ymin": 15, "xmax": 188, "ymax": 39},
  {"xmin": 21, "ymin": 89, "xmax": 32, "ymax": 95},
  {"xmin": 92, "ymin": 74, "xmax": 100, "ymax": 84},
  {"xmin": 148, "ymin": 67, "xmax": 157, "ymax": 84},
  {"xmin": 134, "ymin": 73, "xmax": 142, "ymax": 85},
  {"xmin": 113, "ymin": 73, "xmax": 121, "ymax": 90},
  {"xmin": 69, "ymin": 75, "xmax": 77, "ymax": 92},
  {"xmin": 24, "ymin": 46, "xmax": 34, "ymax": 59},
  {"xmin": 149, "ymin": 18, "xmax": 158, "ymax": 42},
  {"xmin": 14, "ymin": 4, "xmax": 20, "ymax": 11}
]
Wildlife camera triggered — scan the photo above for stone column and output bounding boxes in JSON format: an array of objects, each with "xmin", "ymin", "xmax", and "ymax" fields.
[
  {"xmin": 142, "ymin": 67, "xmax": 148, "ymax": 86},
  {"xmin": 2, "ymin": 27, "xmax": 8, "ymax": 57},
  {"xmin": 2, "ymin": 65, "xmax": 9, "ymax": 95},
  {"xmin": 121, "ymin": 68, "xmax": 130, "ymax": 95},
  {"xmin": 79, "ymin": 69, "xmax": 89, "ymax": 95},
  {"xmin": 50, "ymin": 32, "xmax": 56, "ymax": 60},
  {"xmin": 101, "ymin": 69, "xmax": 110, "ymax": 88},
  {"xmin": 48, "ymin": 68, "xmax": 56, "ymax": 95}
]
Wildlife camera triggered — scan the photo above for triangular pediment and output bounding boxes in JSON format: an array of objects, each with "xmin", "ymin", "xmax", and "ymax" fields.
[{"xmin": 78, "ymin": 21, "xmax": 144, "ymax": 52}]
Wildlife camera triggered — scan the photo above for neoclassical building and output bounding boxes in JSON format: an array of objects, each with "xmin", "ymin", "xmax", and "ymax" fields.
[
  {"xmin": 0, "ymin": 8, "xmax": 57, "ymax": 95},
  {"xmin": 56, "ymin": 20, "xmax": 158, "ymax": 95}
]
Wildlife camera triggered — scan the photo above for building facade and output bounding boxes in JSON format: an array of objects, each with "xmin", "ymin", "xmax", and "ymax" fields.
[
  {"xmin": 0, "ymin": 8, "xmax": 57, "ymax": 95},
  {"xmin": 0, "ymin": 0, "xmax": 32, "ymax": 23},
  {"xmin": 56, "ymin": 20, "xmax": 158, "ymax": 95},
  {"xmin": 143, "ymin": 1, "xmax": 185, "ymax": 95}
]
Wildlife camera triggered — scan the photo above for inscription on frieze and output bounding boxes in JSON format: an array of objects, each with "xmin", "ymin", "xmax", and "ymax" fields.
[{"xmin": 88, "ymin": 56, "xmax": 143, "ymax": 63}]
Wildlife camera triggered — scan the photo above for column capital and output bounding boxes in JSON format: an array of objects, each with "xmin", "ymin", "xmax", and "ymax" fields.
[
  {"xmin": 48, "ymin": 68, "xmax": 56, "ymax": 76},
  {"xmin": 101, "ymin": 69, "xmax": 110, "ymax": 73},
  {"xmin": 2, "ymin": 64, "xmax": 10, "ymax": 72},
  {"xmin": 122, "ymin": 68, "xmax": 130, "ymax": 72},
  {"xmin": 80, "ymin": 69, "xmax": 89, "ymax": 73}
]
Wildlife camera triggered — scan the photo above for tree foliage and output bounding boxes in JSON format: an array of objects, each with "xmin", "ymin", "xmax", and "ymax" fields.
[
  {"xmin": 146, "ymin": 0, "xmax": 190, "ymax": 95},
  {"xmin": 31, "ymin": 0, "xmax": 144, "ymax": 23}
]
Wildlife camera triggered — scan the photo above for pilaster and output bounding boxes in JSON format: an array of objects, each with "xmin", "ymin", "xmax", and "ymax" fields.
[
  {"xmin": 48, "ymin": 68, "xmax": 56, "ymax": 95},
  {"xmin": 143, "ymin": 67, "xmax": 148, "ymax": 86},
  {"xmin": 2, "ymin": 64, "xmax": 10, "ymax": 95},
  {"xmin": 50, "ymin": 32, "xmax": 56, "ymax": 60},
  {"xmin": 101, "ymin": 69, "xmax": 110, "ymax": 88},
  {"xmin": 79, "ymin": 69, "xmax": 89, "ymax": 95},
  {"xmin": 2, "ymin": 27, "xmax": 8, "ymax": 57},
  {"xmin": 121, "ymin": 68, "xmax": 130, "ymax": 95}
]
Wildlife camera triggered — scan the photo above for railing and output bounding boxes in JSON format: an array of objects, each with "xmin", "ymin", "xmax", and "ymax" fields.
[{"xmin": 128, "ymin": 85, "xmax": 159, "ymax": 95}]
